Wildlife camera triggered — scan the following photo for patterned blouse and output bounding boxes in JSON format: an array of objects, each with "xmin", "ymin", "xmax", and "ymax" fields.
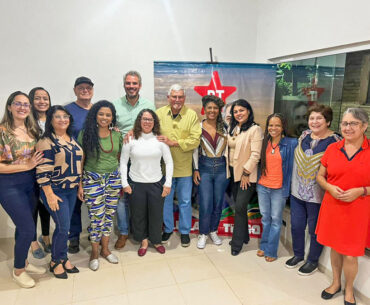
[
  {"xmin": 0, "ymin": 125, "xmax": 36, "ymax": 165},
  {"xmin": 193, "ymin": 121, "xmax": 228, "ymax": 170},
  {"xmin": 36, "ymin": 134, "xmax": 83, "ymax": 189},
  {"xmin": 291, "ymin": 129, "xmax": 342, "ymax": 203}
]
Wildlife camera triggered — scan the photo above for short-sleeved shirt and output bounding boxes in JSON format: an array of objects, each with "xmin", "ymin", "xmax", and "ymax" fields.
[
  {"xmin": 65, "ymin": 102, "xmax": 90, "ymax": 140},
  {"xmin": 0, "ymin": 125, "xmax": 36, "ymax": 165},
  {"xmin": 316, "ymin": 137, "xmax": 370, "ymax": 256},
  {"xmin": 78, "ymin": 130, "xmax": 122, "ymax": 174},
  {"xmin": 112, "ymin": 96, "xmax": 155, "ymax": 136}
]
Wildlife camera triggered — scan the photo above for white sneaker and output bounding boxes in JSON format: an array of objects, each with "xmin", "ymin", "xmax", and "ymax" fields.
[
  {"xmin": 25, "ymin": 263, "xmax": 46, "ymax": 274},
  {"xmin": 197, "ymin": 234, "xmax": 208, "ymax": 249},
  {"xmin": 12, "ymin": 270, "xmax": 35, "ymax": 288},
  {"xmin": 209, "ymin": 231, "xmax": 222, "ymax": 245}
]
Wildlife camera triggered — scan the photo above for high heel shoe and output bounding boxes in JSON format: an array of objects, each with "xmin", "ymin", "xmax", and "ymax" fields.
[
  {"xmin": 62, "ymin": 260, "xmax": 79, "ymax": 273},
  {"xmin": 49, "ymin": 261, "xmax": 67, "ymax": 279}
]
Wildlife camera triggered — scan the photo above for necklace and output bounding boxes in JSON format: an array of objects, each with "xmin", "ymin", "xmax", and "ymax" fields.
[
  {"xmin": 271, "ymin": 141, "xmax": 279, "ymax": 154},
  {"xmin": 99, "ymin": 131, "xmax": 113, "ymax": 153},
  {"xmin": 16, "ymin": 126, "xmax": 28, "ymax": 134},
  {"xmin": 232, "ymin": 126, "xmax": 240, "ymax": 140}
]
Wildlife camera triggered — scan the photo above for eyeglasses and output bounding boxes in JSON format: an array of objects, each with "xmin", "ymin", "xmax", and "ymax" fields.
[
  {"xmin": 76, "ymin": 86, "xmax": 93, "ymax": 91},
  {"xmin": 142, "ymin": 118, "xmax": 154, "ymax": 123},
  {"xmin": 12, "ymin": 102, "xmax": 31, "ymax": 109},
  {"xmin": 53, "ymin": 115, "xmax": 70, "ymax": 120},
  {"xmin": 340, "ymin": 121, "xmax": 361, "ymax": 128}
]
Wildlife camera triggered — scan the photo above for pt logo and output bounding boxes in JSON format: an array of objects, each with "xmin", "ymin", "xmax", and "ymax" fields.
[{"xmin": 194, "ymin": 71, "xmax": 237, "ymax": 114}]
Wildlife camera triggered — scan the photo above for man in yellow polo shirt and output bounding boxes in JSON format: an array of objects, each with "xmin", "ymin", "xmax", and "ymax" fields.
[{"xmin": 156, "ymin": 84, "xmax": 201, "ymax": 247}]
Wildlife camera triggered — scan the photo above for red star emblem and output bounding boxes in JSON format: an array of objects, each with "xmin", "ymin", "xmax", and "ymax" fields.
[
  {"xmin": 194, "ymin": 71, "xmax": 237, "ymax": 114},
  {"xmin": 301, "ymin": 76, "xmax": 324, "ymax": 106}
]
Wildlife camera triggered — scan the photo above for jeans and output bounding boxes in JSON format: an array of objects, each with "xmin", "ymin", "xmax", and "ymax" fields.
[
  {"xmin": 116, "ymin": 196, "xmax": 130, "ymax": 235},
  {"xmin": 32, "ymin": 185, "xmax": 51, "ymax": 240},
  {"xmin": 68, "ymin": 198, "xmax": 82, "ymax": 241},
  {"xmin": 290, "ymin": 195, "xmax": 323, "ymax": 263},
  {"xmin": 41, "ymin": 188, "xmax": 78, "ymax": 261},
  {"xmin": 257, "ymin": 184, "xmax": 286, "ymax": 258},
  {"xmin": 163, "ymin": 176, "xmax": 193, "ymax": 234},
  {"xmin": 0, "ymin": 171, "xmax": 36, "ymax": 268},
  {"xmin": 198, "ymin": 156, "xmax": 229, "ymax": 235}
]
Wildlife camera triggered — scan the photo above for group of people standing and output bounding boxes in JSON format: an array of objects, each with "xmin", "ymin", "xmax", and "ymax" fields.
[{"xmin": 0, "ymin": 71, "xmax": 368, "ymax": 305}]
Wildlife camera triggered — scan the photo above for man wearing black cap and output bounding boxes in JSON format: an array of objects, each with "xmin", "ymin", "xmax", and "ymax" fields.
[{"xmin": 65, "ymin": 76, "xmax": 94, "ymax": 253}]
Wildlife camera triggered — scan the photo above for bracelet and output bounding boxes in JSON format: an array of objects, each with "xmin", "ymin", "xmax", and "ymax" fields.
[
  {"xmin": 242, "ymin": 172, "xmax": 250, "ymax": 177},
  {"xmin": 362, "ymin": 187, "xmax": 367, "ymax": 197}
]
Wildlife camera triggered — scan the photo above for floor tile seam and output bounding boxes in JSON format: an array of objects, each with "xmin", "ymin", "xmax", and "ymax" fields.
[
  {"xmin": 72, "ymin": 289, "xmax": 125, "ymax": 304},
  {"xmin": 125, "ymin": 281, "xmax": 179, "ymax": 295}
]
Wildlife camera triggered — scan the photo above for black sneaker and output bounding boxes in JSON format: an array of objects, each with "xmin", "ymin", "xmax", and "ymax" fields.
[
  {"xmin": 298, "ymin": 261, "xmax": 318, "ymax": 276},
  {"xmin": 180, "ymin": 234, "xmax": 190, "ymax": 247},
  {"xmin": 161, "ymin": 232, "xmax": 173, "ymax": 244},
  {"xmin": 285, "ymin": 256, "xmax": 304, "ymax": 269},
  {"xmin": 68, "ymin": 239, "xmax": 80, "ymax": 254}
]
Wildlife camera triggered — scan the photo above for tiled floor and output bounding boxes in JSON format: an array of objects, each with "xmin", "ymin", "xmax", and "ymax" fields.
[{"xmin": 0, "ymin": 234, "xmax": 367, "ymax": 305}]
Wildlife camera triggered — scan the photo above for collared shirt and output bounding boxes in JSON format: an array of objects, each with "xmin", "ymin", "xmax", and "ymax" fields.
[
  {"xmin": 156, "ymin": 105, "xmax": 201, "ymax": 177},
  {"xmin": 112, "ymin": 95, "xmax": 155, "ymax": 136}
]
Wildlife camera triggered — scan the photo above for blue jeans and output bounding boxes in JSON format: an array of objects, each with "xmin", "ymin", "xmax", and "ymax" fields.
[
  {"xmin": 0, "ymin": 171, "xmax": 36, "ymax": 268},
  {"xmin": 41, "ymin": 188, "xmax": 78, "ymax": 261},
  {"xmin": 198, "ymin": 156, "xmax": 229, "ymax": 235},
  {"xmin": 257, "ymin": 184, "xmax": 286, "ymax": 258},
  {"xmin": 290, "ymin": 195, "xmax": 323, "ymax": 263},
  {"xmin": 163, "ymin": 176, "xmax": 193, "ymax": 234},
  {"xmin": 68, "ymin": 198, "xmax": 82, "ymax": 241},
  {"xmin": 116, "ymin": 195, "xmax": 130, "ymax": 235}
]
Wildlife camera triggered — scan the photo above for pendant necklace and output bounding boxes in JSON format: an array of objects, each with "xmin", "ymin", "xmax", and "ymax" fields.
[{"xmin": 271, "ymin": 142, "xmax": 279, "ymax": 154}]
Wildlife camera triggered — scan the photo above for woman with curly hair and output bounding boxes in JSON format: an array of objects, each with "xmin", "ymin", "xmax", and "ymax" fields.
[
  {"xmin": 120, "ymin": 109, "xmax": 173, "ymax": 256},
  {"xmin": 77, "ymin": 100, "xmax": 122, "ymax": 271},
  {"xmin": 193, "ymin": 95, "xmax": 229, "ymax": 249}
]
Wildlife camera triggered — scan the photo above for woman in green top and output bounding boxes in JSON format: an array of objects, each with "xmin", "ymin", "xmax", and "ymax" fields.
[{"xmin": 77, "ymin": 100, "xmax": 122, "ymax": 271}]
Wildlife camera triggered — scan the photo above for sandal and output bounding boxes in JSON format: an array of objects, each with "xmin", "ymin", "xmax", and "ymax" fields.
[
  {"xmin": 49, "ymin": 260, "xmax": 67, "ymax": 279},
  {"xmin": 62, "ymin": 259, "xmax": 79, "ymax": 273},
  {"xmin": 256, "ymin": 250, "xmax": 265, "ymax": 257},
  {"xmin": 265, "ymin": 256, "xmax": 277, "ymax": 262}
]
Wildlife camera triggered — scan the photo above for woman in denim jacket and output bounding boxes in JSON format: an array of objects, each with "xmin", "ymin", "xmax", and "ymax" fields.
[{"xmin": 257, "ymin": 114, "xmax": 297, "ymax": 262}]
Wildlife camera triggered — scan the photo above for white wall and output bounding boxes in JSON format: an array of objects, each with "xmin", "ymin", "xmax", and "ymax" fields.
[
  {"xmin": 256, "ymin": 0, "xmax": 370, "ymax": 62},
  {"xmin": 0, "ymin": 0, "xmax": 259, "ymax": 112}
]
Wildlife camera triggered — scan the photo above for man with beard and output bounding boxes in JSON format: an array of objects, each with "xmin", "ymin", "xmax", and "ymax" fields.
[{"xmin": 112, "ymin": 71, "xmax": 155, "ymax": 250}]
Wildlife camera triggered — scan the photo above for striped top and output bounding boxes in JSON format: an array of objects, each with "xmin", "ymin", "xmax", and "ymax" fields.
[
  {"xmin": 193, "ymin": 121, "xmax": 227, "ymax": 170},
  {"xmin": 291, "ymin": 129, "xmax": 341, "ymax": 203},
  {"xmin": 36, "ymin": 135, "xmax": 83, "ymax": 189}
]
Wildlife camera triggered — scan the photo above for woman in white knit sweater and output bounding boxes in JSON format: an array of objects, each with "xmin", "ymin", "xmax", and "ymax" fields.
[{"xmin": 120, "ymin": 109, "xmax": 173, "ymax": 256}]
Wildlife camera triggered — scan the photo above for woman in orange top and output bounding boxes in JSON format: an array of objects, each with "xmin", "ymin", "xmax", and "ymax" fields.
[
  {"xmin": 316, "ymin": 108, "xmax": 369, "ymax": 305},
  {"xmin": 257, "ymin": 114, "xmax": 297, "ymax": 262}
]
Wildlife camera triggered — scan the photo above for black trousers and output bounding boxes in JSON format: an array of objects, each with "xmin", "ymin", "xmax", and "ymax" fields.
[
  {"xmin": 32, "ymin": 187, "xmax": 51, "ymax": 241},
  {"xmin": 229, "ymin": 167, "xmax": 256, "ymax": 252},
  {"xmin": 128, "ymin": 180, "xmax": 165, "ymax": 245}
]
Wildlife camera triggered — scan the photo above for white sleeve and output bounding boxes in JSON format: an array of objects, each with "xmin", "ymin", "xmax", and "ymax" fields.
[
  {"xmin": 120, "ymin": 141, "xmax": 131, "ymax": 188},
  {"xmin": 161, "ymin": 143, "xmax": 173, "ymax": 187},
  {"xmin": 192, "ymin": 147, "xmax": 199, "ymax": 170}
]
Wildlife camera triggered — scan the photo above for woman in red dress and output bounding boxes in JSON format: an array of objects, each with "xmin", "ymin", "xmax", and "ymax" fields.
[{"xmin": 316, "ymin": 108, "xmax": 369, "ymax": 305}]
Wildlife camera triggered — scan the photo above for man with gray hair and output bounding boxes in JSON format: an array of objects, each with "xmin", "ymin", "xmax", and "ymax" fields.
[
  {"xmin": 156, "ymin": 84, "xmax": 201, "ymax": 246},
  {"xmin": 112, "ymin": 70, "xmax": 155, "ymax": 250}
]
